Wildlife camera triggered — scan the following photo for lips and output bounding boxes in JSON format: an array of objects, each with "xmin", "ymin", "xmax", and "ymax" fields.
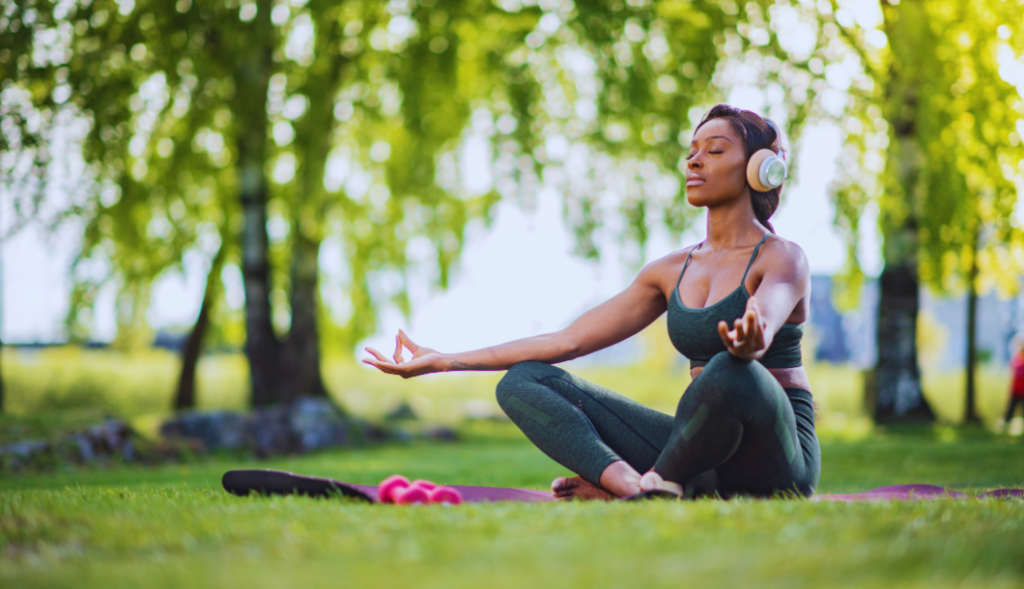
[{"xmin": 686, "ymin": 176, "xmax": 706, "ymax": 188}]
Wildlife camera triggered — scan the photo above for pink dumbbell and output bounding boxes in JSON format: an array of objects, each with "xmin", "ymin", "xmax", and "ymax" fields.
[
  {"xmin": 377, "ymin": 474, "xmax": 411, "ymax": 504},
  {"xmin": 428, "ymin": 486, "xmax": 463, "ymax": 505}
]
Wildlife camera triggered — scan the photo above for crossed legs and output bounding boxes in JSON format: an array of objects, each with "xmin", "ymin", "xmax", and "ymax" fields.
[{"xmin": 496, "ymin": 353, "xmax": 818, "ymax": 499}]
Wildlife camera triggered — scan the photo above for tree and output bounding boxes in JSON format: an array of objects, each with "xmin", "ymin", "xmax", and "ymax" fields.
[
  {"xmin": 6, "ymin": 0, "xmax": 838, "ymax": 413},
  {"xmin": 2, "ymin": 0, "xmax": 543, "ymax": 407},
  {"xmin": 828, "ymin": 0, "xmax": 1024, "ymax": 422}
]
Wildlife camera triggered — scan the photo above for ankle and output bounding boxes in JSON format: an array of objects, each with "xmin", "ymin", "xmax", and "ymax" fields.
[{"xmin": 599, "ymin": 461, "xmax": 643, "ymax": 497}]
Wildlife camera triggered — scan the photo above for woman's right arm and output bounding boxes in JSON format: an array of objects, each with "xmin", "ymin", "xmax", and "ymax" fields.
[{"xmin": 363, "ymin": 259, "xmax": 671, "ymax": 378}]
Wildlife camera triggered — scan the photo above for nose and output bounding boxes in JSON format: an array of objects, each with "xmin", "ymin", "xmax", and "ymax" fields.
[{"xmin": 688, "ymin": 157, "xmax": 702, "ymax": 170}]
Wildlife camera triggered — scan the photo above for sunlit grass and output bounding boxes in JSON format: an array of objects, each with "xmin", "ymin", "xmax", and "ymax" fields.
[
  {"xmin": 1, "ymin": 424, "xmax": 1023, "ymax": 589},
  {"xmin": 2, "ymin": 350, "xmax": 1023, "ymax": 588}
]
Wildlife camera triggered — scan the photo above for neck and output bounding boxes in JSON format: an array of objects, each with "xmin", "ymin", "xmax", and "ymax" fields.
[{"xmin": 703, "ymin": 192, "xmax": 768, "ymax": 250}]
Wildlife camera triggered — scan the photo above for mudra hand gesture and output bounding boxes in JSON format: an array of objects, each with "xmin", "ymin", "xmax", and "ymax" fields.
[
  {"xmin": 718, "ymin": 296, "xmax": 768, "ymax": 360},
  {"xmin": 363, "ymin": 329, "xmax": 443, "ymax": 378}
]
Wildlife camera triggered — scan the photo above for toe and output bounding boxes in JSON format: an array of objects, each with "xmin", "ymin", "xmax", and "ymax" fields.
[{"xmin": 639, "ymin": 471, "xmax": 664, "ymax": 492}]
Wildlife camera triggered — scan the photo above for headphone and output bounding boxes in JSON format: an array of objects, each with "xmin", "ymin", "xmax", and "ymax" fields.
[{"xmin": 745, "ymin": 118, "xmax": 788, "ymax": 193}]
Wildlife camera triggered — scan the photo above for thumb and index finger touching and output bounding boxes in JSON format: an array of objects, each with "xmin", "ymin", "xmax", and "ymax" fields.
[
  {"xmin": 398, "ymin": 329, "xmax": 419, "ymax": 353},
  {"xmin": 389, "ymin": 329, "xmax": 421, "ymax": 363}
]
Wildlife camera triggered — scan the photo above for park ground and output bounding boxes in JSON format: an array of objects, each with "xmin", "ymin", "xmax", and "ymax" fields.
[
  {"xmin": 2, "ymin": 421, "xmax": 1023, "ymax": 589},
  {"xmin": 2, "ymin": 350, "xmax": 1023, "ymax": 588}
]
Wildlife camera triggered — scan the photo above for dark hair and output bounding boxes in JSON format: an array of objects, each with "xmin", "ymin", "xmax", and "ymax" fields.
[{"xmin": 694, "ymin": 104, "xmax": 785, "ymax": 233}]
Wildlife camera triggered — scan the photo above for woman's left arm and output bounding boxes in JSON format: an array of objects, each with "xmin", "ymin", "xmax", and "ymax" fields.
[{"xmin": 717, "ymin": 239, "xmax": 809, "ymax": 360}]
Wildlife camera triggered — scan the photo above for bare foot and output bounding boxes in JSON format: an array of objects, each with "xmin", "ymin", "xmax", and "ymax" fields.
[
  {"xmin": 551, "ymin": 476, "xmax": 615, "ymax": 501},
  {"xmin": 639, "ymin": 471, "xmax": 683, "ymax": 497}
]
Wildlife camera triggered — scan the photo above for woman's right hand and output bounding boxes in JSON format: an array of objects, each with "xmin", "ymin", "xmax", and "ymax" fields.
[{"xmin": 362, "ymin": 330, "xmax": 444, "ymax": 379}]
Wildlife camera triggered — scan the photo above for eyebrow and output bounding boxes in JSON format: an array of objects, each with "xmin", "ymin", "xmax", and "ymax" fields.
[{"xmin": 690, "ymin": 135, "xmax": 733, "ymax": 146}]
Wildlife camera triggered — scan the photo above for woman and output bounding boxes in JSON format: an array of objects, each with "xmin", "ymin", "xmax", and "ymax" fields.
[{"xmin": 364, "ymin": 104, "xmax": 820, "ymax": 500}]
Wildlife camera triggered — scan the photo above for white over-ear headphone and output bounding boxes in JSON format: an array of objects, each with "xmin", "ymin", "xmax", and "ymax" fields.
[{"xmin": 746, "ymin": 118, "xmax": 787, "ymax": 192}]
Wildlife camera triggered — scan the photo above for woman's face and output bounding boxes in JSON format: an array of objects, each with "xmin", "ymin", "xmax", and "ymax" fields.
[{"xmin": 685, "ymin": 118, "xmax": 749, "ymax": 208}]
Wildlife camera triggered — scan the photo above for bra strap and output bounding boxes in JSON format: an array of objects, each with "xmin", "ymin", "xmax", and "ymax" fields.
[
  {"xmin": 674, "ymin": 242, "xmax": 703, "ymax": 292},
  {"xmin": 740, "ymin": 234, "xmax": 771, "ymax": 284}
]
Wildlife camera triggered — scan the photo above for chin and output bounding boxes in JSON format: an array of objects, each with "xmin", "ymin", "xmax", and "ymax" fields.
[
  {"xmin": 685, "ymin": 189, "xmax": 718, "ymax": 208},
  {"xmin": 686, "ymin": 187, "xmax": 743, "ymax": 209}
]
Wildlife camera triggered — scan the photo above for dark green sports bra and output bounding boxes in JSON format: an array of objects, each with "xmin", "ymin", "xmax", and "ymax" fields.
[{"xmin": 667, "ymin": 234, "xmax": 803, "ymax": 369}]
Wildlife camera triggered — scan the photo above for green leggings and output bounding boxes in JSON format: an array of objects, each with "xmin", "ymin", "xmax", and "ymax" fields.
[{"xmin": 495, "ymin": 352, "xmax": 820, "ymax": 498}]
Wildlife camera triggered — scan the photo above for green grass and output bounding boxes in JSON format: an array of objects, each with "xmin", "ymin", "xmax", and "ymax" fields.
[
  {"xmin": 3, "ymin": 349, "xmax": 1023, "ymax": 586},
  {"xmin": 2, "ymin": 422, "xmax": 1023, "ymax": 589}
]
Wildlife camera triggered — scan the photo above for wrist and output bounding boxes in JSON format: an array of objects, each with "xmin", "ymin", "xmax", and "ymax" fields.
[{"xmin": 438, "ymin": 353, "xmax": 455, "ymax": 372}]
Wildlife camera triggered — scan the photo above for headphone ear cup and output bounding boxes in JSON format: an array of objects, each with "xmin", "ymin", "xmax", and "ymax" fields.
[{"xmin": 746, "ymin": 149, "xmax": 787, "ymax": 192}]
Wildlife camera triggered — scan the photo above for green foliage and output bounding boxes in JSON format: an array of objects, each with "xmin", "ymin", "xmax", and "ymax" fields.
[
  {"xmin": 828, "ymin": 0, "xmax": 1024, "ymax": 300},
  {"xmin": 1, "ymin": 430, "xmax": 1024, "ymax": 588},
  {"xmin": 3, "ymin": 0, "xmax": 840, "ymax": 353}
]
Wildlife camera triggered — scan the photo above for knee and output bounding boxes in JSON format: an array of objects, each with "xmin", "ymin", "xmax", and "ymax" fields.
[
  {"xmin": 496, "ymin": 361, "xmax": 558, "ymax": 403},
  {"xmin": 689, "ymin": 352, "xmax": 763, "ymax": 403},
  {"xmin": 701, "ymin": 351, "xmax": 757, "ymax": 381}
]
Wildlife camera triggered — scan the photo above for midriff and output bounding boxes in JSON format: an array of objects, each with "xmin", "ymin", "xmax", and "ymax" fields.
[{"xmin": 690, "ymin": 365, "xmax": 811, "ymax": 391}]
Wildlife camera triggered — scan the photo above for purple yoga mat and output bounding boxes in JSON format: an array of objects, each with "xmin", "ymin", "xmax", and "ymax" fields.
[
  {"xmin": 812, "ymin": 484, "xmax": 1024, "ymax": 502},
  {"xmin": 223, "ymin": 470, "xmax": 1023, "ymax": 503}
]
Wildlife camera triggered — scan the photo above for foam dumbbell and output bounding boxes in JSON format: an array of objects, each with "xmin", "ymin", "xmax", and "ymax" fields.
[
  {"xmin": 377, "ymin": 474, "xmax": 411, "ymax": 504},
  {"xmin": 410, "ymin": 479, "xmax": 438, "ymax": 491},
  {"xmin": 393, "ymin": 485, "xmax": 431, "ymax": 505},
  {"xmin": 428, "ymin": 486, "xmax": 463, "ymax": 505}
]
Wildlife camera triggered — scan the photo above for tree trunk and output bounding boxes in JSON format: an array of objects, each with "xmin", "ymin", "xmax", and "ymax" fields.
[
  {"xmin": 276, "ymin": 22, "xmax": 348, "ymax": 406},
  {"xmin": 235, "ymin": 0, "xmax": 281, "ymax": 407},
  {"xmin": 874, "ymin": 259, "xmax": 934, "ymax": 421},
  {"xmin": 872, "ymin": 135, "xmax": 934, "ymax": 422},
  {"xmin": 0, "ymin": 334, "xmax": 4, "ymax": 414},
  {"xmin": 963, "ymin": 228, "xmax": 980, "ymax": 425},
  {"xmin": 281, "ymin": 233, "xmax": 329, "ymax": 403},
  {"xmin": 873, "ymin": 0, "xmax": 934, "ymax": 423},
  {"xmin": 173, "ymin": 245, "xmax": 226, "ymax": 411}
]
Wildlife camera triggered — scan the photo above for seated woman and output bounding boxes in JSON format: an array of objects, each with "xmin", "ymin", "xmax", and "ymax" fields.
[{"xmin": 363, "ymin": 104, "xmax": 820, "ymax": 500}]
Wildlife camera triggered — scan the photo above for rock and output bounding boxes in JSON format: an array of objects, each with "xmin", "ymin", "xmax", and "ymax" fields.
[
  {"xmin": 246, "ymin": 405, "xmax": 294, "ymax": 457},
  {"xmin": 85, "ymin": 420, "xmax": 133, "ymax": 455},
  {"xmin": 0, "ymin": 440, "xmax": 51, "ymax": 471},
  {"xmin": 162, "ymin": 397, "xmax": 361, "ymax": 457},
  {"xmin": 288, "ymin": 398, "xmax": 349, "ymax": 452},
  {"xmin": 73, "ymin": 434, "xmax": 96, "ymax": 463},
  {"xmin": 161, "ymin": 411, "xmax": 246, "ymax": 452},
  {"xmin": 385, "ymin": 402, "xmax": 419, "ymax": 421},
  {"xmin": 420, "ymin": 426, "xmax": 459, "ymax": 442}
]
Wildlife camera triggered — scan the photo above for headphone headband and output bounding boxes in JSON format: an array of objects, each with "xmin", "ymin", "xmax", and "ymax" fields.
[{"xmin": 761, "ymin": 116, "xmax": 787, "ymax": 160}]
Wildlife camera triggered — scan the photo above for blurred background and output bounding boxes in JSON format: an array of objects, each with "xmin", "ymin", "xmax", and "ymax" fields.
[{"xmin": 2, "ymin": 0, "xmax": 1024, "ymax": 448}]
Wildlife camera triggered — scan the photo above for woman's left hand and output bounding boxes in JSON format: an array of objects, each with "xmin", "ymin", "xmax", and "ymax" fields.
[{"xmin": 718, "ymin": 296, "xmax": 768, "ymax": 360}]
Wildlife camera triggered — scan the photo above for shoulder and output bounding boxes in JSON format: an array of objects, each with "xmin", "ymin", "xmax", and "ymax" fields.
[
  {"xmin": 634, "ymin": 243, "xmax": 701, "ymax": 285},
  {"xmin": 758, "ymin": 235, "xmax": 809, "ymax": 281}
]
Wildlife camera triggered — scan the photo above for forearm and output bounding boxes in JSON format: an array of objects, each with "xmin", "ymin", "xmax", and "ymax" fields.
[{"xmin": 441, "ymin": 332, "xmax": 579, "ymax": 372}]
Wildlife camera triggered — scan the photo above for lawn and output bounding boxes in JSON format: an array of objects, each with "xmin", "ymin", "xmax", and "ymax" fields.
[{"xmin": 2, "ymin": 422, "xmax": 1023, "ymax": 589}]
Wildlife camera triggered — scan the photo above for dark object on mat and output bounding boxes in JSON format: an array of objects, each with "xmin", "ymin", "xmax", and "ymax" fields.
[
  {"xmin": 620, "ymin": 489, "xmax": 681, "ymax": 501},
  {"xmin": 222, "ymin": 469, "xmax": 553, "ymax": 503}
]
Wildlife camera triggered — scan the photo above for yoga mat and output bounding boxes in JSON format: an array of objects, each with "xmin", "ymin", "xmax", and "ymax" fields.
[
  {"xmin": 222, "ymin": 470, "xmax": 1023, "ymax": 503},
  {"xmin": 811, "ymin": 484, "xmax": 1024, "ymax": 502}
]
